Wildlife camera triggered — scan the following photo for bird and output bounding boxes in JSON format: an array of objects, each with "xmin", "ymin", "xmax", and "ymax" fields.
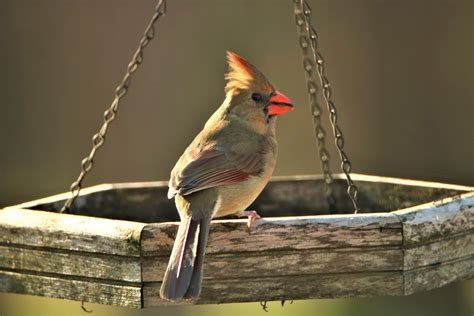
[{"xmin": 159, "ymin": 51, "xmax": 294, "ymax": 301}]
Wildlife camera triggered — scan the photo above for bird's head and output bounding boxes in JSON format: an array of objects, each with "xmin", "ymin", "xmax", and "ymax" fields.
[{"xmin": 224, "ymin": 51, "xmax": 294, "ymax": 126}]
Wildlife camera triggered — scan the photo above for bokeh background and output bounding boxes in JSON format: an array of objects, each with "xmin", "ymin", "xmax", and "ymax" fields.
[{"xmin": 0, "ymin": 0, "xmax": 472, "ymax": 315}]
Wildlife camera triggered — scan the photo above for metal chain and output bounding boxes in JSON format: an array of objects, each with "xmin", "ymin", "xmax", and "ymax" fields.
[
  {"xmin": 293, "ymin": 0, "xmax": 336, "ymax": 210},
  {"xmin": 60, "ymin": 0, "xmax": 167, "ymax": 213},
  {"xmin": 294, "ymin": 0, "xmax": 360, "ymax": 213}
]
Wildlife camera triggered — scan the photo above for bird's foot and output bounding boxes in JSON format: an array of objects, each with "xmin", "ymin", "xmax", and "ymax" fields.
[{"xmin": 237, "ymin": 210, "xmax": 261, "ymax": 234}]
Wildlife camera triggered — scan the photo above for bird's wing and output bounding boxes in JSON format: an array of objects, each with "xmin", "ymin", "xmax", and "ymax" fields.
[{"xmin": 168, "ymin": 147, "xmax": 264, "ymax": 199}]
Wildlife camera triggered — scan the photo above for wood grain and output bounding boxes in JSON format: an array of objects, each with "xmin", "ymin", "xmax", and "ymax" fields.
[
  {"xmin": 142, "ymin": 247, "xmax": 403, "ymax": 282},
  {"xmin": 140, "ymin": 213, "xmax": 403, "ymax": 256},
  {"xmin": 143, "ymin": 271, "xmax": 404, "ymax": 307},
  {"xmin": 0, "ymin": 245, "xmax": 142, "ymax": 282},
  {"xmin": 0, "ymin": 208, "xmax": 145, "ymax": 256},
  {"xmin": 0, "ymin": 269, "xmax": 142, "ymax": 308},
  {"xmin": 13, "ymin": 174, "xmax": 471, "ymax": 222},
  {"xmin": 0, "ymin": 174, "xmax": 472, "ymax": 307},
  {"xmin": 404, "ymin": 256, "xmax": 474, "ymax": 295},
  {"xmin": 394, "ymin": 192, "xmax": 474, "ymax": 245},
  {"xmin": 404, "ymin": 232, "xmax": 474, "ymax": 270}
]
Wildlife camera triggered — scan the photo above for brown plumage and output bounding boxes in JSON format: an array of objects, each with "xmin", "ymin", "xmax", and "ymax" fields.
[{"xmin": 160, "ymin": 51, "xmax": 294, "ymax": 301}]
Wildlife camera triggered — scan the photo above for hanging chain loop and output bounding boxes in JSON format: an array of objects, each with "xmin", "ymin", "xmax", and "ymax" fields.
[
  {"xmin": 293, "ymin": 1, "xmax": 335, "ymax": 209},
  {"xmin": 294, "ymin": 0, "xmax": 360, "ymax": 213},
  {"xmin": 60, "ymin": 0, "xmax": 167, "ymax": 213}
]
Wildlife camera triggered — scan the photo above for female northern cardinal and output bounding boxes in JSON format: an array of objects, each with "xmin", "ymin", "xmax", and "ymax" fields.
[{"xmin": 160, "ymin": 52, "xmax": 294, "ymax": 301}]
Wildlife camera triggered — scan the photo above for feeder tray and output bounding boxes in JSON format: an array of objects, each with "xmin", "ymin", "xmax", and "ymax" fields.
[{"xmin": 0, "ymin": 174, "xmax": 472, "ymax": 308}]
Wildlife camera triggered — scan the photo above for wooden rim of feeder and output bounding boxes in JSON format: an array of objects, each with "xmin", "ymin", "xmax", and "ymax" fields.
[{"xmin": 1, "ymin": 173, "xmax": 473, "ymax": 308}]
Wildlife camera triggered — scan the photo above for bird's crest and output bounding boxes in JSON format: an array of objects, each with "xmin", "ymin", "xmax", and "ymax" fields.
[{"xmin": 225, "ymin": 51, "xmax": 273, "ymax": 94}]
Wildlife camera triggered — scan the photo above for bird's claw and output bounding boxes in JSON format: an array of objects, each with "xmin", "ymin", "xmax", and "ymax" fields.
[{"xmin": 238, "ymin": 210, "xmax": 261, "ymax": 234}]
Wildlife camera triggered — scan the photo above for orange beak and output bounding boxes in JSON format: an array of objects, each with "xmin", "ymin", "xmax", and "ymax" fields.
[{"xmin": 267, "ymin": 91, "xmax": 294, "ymax": 116}]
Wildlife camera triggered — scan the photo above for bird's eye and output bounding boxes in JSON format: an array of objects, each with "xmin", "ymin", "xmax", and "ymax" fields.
[{"xmin": 251, "ymin": 93, "xmax": 263, "ymax": 102}]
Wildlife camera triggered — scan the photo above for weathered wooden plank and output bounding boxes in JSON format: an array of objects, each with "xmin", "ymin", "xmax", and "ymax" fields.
[
  {"xmin": 0, "ymin": 270, "xmax": 142, "ymax": 308},
  {"xmin": 143, "ymin": 271, "xmax": 404, "ymax": 306},
  {"xmin": 404, "ymin": 256, "xmax": 474, "ymax": 295},
  {"xmin": 404, "ymin": 232, "xmax": 474, "ymax": 270},
  {"xmin": 13, "ymin": 174, "xmax": 471, "ymax": 222},
  {"xmin": 16, "ymin": 182, "xmax": 179, "ymax": 223},
  {"xmin": 140, "ymin": 213, "xmax": 403, "ymax": 256},
  {"xmin": 142, "ymin": 248, "xmax": 403, "ymax": 282},
  {"xmin": 0, "ymin": 245, "xmax": 142, "ymax": 282},
  {"xmin": 0, "ymin": 208, "xmax": 145, "ymax": 256},
  {"xmin": 252, "ymin": 174, "xmax": 471, "ymax": 215},
  {"xmin": 0, "ymin": 175, "xmax": 470, "ymax": 307},
  {"xmin": 394, "ymin": 192, "xmax": 474, "ymax": 245},
  {"xmin": 10, "ymin": 181, "xmax": 169, "ymax": 212}
]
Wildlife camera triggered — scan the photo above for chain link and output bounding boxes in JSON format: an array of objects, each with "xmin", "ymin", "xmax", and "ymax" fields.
[
  {"xmin": 60, "ymin": 0, "xmax": 167, "ymax": 213},
  {"xmin": 293, "ymin": 1, "xmax": 336, "ymax": 210},
  {"xmin": 294, "ymin": 0, "xmax": 360, "ymax": 213}
]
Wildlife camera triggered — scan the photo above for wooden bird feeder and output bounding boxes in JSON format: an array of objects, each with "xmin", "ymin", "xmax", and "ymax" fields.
[
  {"xmin": 1, "ymin": 174, "xmax": 473, "ymax": 307},
  {"xmin": 1, "ymin": 0, "xmax": 473, "ymax": 309}
]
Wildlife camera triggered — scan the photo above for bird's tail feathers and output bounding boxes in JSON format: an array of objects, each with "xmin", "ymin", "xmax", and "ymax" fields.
[{"xmin": 159, "ymin": 215, "xmax": 211, "ymax": 301}]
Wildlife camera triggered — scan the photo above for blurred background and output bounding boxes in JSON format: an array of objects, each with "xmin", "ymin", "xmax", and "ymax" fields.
[{"xmin": 0, "ymin": 0, "xmax": 472, "ymax": 315}]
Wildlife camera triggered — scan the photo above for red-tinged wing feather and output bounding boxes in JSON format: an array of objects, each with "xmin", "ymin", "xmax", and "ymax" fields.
[{"xmin": 168, "ymin": 148, "xmax": 264, "ymax": 199}]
